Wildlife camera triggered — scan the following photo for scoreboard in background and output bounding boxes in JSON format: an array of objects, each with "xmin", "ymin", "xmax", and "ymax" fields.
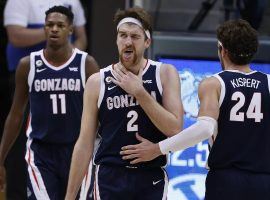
[{"xmin": 158, "ymin": 57, "xmax": 270, "ymax": 200}]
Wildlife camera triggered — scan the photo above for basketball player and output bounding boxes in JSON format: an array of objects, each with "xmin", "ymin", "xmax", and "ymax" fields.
[
  {"xmin": 65, "ymin": 7, "xmax": 183, "ymax": 200},
  {"xmin": 0, "ymin": 6, "xmax": 99, "ymax": 199},
  {"xmin": 120, "ymin": 19, "xmax": 270, "ymax": 200}
]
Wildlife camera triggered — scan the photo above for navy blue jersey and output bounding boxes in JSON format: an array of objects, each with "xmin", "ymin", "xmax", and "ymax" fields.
[
  {"xmin": 27, "ymin": 48, "xmax": 87, "ymax": 144},
  {"xmin": 208, "ymin": 70, "xmax": 270, "ymax": 173},
  {"xmin": 94, "ymin": 60, "xmax": 167, "ymax": 168}
]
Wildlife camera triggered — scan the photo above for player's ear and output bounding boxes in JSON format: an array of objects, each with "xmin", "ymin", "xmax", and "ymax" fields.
[{"xmin": 145, "ymin": 38, "xmax": 151, "ymax": 49}]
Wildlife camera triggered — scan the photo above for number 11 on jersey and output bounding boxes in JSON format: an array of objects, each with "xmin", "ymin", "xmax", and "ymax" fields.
[{"xmin": 50, "ymin": 94, "xmax": 66, "ymax": 114}]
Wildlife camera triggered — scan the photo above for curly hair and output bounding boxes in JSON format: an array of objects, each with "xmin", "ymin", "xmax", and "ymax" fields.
[
  {"xmin": 113, "ymin": 7, "xmax": 152, "ymax": 39},
  {"xmin": 45, "ymin": 6, "xmax": 74, "ymax": 25},
  {"xmin": 217, "ymin": 19, "xmax": 258, "ymax": 65}
]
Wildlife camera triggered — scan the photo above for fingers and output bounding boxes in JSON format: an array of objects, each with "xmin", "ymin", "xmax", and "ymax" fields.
[
  {"xmin": 120, "ymin": 145, "xmax": 145, "ymax": 164},
  {"xmin": 121, "ymin": 145, "xmax": 137, "ymax": 151},
  {"xmin": 130, "ymin": 158, "xmax": 142, "ymax": 165},
  {"xmin": 120, "ymin": 149, "xmax": 137, "ymax": 156},
  {"xmin": 117, "ymin": 64, "xmax": 128, "ymax": 74},
  {"xmin": 111, "ymin": 70, "xmax": 123, "ymax": 82},
  {"xmin": 113, "ymin": 63, "xmax": 127, "ymax": 79},
  {"xmin": 110, "ymin": 77, "xmax": 120, "ymax": 86},
  {"xmin": 122, "ymin": 153, "xmax": 139, "ymax": 160}
]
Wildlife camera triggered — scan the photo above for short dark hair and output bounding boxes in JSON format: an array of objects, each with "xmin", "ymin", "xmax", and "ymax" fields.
[
  {"xmin": 217, "ymin": 19, "xmax": 258, "ymax": 65},
  {"xmin": 45, "ymin": 6, "xmax": 74, "ymax": 24},
  {"xmin": 113, "ymin": 7, "xmax": 152, "ymax": 39}
]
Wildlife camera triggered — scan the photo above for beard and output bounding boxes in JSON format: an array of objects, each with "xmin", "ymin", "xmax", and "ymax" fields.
[{"xmin": 120, "ymin": 45, "xmax": 138, "ymax": 68}]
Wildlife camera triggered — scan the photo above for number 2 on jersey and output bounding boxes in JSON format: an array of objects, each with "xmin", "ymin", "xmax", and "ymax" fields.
[
  {"xmin": 230, "ymin": 91, "xmax": 263, "ymax": 122},
  {"xmin": 50, "ymin": 94, "xmax": 66, "ymax": 114},
  {"xmin": 127, "ymin": 110, "xmax": 138, "ymax": 132}
]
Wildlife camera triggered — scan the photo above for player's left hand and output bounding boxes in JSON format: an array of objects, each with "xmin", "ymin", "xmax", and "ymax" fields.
[
  {"xmin": 120, "ymin": 133, "xmax": 162, "ymax": 164},
  {"xmin": 111, "ymin": 64, "xmax": 144, "ymax": 97}
]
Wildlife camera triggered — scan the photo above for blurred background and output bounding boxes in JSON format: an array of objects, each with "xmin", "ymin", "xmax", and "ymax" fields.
[{"xmin": 0, "ymin": 0, "xmax": 270, "ymax": 199}]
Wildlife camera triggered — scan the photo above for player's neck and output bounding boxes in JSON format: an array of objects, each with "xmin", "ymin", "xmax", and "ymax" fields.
[
  {"xmin": 225, "ymin": 64, "xmax": 251, "ymax": 73},
  {"xmin": 223, "ymin": 56, "xmax": 252, "ymax": 73},
  {"xmin": 121, "ymin": 58, "xmax": 148, "ymax": 75},
  {"xmin": 44, "ymin": 44, "xmax": 74, "ymax": 67}
]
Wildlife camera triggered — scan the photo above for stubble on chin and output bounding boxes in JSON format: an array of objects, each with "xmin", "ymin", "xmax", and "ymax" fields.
[{"xmin": 120, "ymin": 49, "xmax": 137, "ymax": 69}]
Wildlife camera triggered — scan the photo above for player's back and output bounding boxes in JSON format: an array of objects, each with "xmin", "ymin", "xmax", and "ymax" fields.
[
  {"xmin": 208, "ymin": 70, "xmax": 270, "ymax": 173},
  {"xmin": 27, "ymin": 48, "xmax": 87, "ymax": 144}
]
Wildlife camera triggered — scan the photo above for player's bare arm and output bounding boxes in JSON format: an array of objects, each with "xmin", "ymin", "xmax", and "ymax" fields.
[
  {"xmin": 112, "ymin": 63, "xmax": 183, "ymax": 136},
  {"xmin": 120, "ymin": 76, "xmax": 220, "ymax": 164},
  {"xmin": 0, "ymin": 57, "xmax": 30, "ymax": 190},
  {"xmin": 65, "ymin": 73, "xmax": 100, "ymax": 200},
  {"xmin": 85, "ymin": 55, "xmax": 100, "ymax": 79},
  {"xmin": 197, "ymin": 76, "xmax": 220, "ymax": 119},
  {"xmin": 159, "ymin": 64, "xmax": 184, "ymax": 134}
]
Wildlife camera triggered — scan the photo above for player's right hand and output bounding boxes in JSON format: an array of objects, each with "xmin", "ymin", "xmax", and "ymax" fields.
[
  {"xmin": 0, "ymin": 165, "xmax": 6, "ymax": 192},
  {"xmin": 120, "ymin": 133, "xmax": 162, "ymax": 164}
]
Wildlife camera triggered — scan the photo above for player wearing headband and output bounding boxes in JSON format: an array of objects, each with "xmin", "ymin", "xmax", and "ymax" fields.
[
  {"xmin": 65, "ymin": 7, "xmax": 183, "ymax": 200},
  {"xmin": 119, "ymin": 19, "xmax": 270, "ymax": 200}
]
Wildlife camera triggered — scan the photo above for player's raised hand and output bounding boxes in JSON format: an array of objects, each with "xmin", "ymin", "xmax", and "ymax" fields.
[
  {"xmin": 0, "ymin": 165, "xmax": 6, "ymax": 192},
  {"xmin": 111, "ymin": 64, "xmax": 144, "ymax": 97},
  {"xmin": 120, "ymin": 133, "xmax": 162, "ymax": 164}
]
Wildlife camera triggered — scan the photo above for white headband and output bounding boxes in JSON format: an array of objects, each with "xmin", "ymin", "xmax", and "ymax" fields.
[
  {"xmin": 218, "ymin": 40, "xmax": 223, "ymax": 47},
  {"xmin": 117, "ymin": 17, "xmax": 151, "ymax": 39},
  {"xmin": 218, "ymin": 40, "xmax": 252, "ymax": 57}
]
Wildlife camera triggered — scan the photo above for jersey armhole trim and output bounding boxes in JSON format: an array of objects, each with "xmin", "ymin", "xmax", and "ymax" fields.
[
  {"xmin": 28, "ymin": 52, "xmax": 38, "ymax": 92},
  {"xmin": 80, "ymin": 52, "xmax": 87, "ymax": 88},
  {"xmin": 156, "ymin": 62, "xmax": 163, "ymax": 95},
  {"xmin": 267, "ymin": 74, "xmax": 270, "ymax": 95},
  {"xmin": 212, "ymin": 74, "xmax": 225, "ymax": 107},
  {"xmin": 97, "ymin": 69, "xmax": 105, "ymax": 108}
]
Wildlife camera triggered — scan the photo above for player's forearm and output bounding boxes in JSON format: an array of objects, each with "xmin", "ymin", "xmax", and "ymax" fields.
[
  {"xmin": 6, "ymin": 26, "xmax": 45, "ymax": 47},
  {"xmin": 135, "ymin": 89, "xmax": 181, "ymax": 136},
  {"xmin": 0, "ymin": 113, "xmax": 24, "ymax": 165},
  {"xmin": 159, "ymin": 116, "xmax": 217, "ymax": 154},
  {"xmin": 66, "ymin": 143, "xmax": 93, "ymax": 199}
]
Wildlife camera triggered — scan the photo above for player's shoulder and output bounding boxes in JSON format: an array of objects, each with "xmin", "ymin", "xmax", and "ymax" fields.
[
  {"xmin": 158, "ymin": 61, "xmax": 179, "ymax": 82},
  {"xmin": 18, "ymin": 55, "xmax": 30, "ymax": 69},
  {"xmin": 85, "ymin": 54, "xmax": 99, "ymax": 68},
  {"xmin": 158, "ymin": 61, "xmax": 178, "ymax": 73},
  {"xmin": 86, "ymin": 72, "xmax": 101, "ymax": 85},
  {"xmin": 84, "ymin": 72, "xmax": 101, "ymax": 98},
  {"xmin": 15, "ymin": 56, "xmax": 31, "ymax": 77},
  {"xmin": 199, "ymin": 76, "xmax": 221, "ymax": 92},
  {"xmin": 201, "ymin": 76, "xmax": 220, "ymax": 86}
]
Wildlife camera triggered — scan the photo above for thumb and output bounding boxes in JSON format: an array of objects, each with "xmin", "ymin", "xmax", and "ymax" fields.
[{"xmin": 136, "ymin": 132, "xmax": 146, "ymax": 142}]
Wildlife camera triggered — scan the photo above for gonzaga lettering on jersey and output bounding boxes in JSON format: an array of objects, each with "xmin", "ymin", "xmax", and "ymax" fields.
[
  {"xmin": 27, "ymin": 48, "xmax": 86, "ymax": 143},
  {"xmin": 95, "ymin": 60, "xmax": 167, "ymax": 168},
  {"xmin": 208, "ymin": 70, "xmax": 270, "ymax": 173}
]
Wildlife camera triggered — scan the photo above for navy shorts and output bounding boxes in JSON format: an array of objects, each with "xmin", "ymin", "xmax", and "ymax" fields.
[
  {"xmin": 205, "ymin": 168, "xmax": 270, "ymax": 200},
  {"xmin": 25, "ymin": 138, "xmax": 94, "ymax": 200},
  {"xmin": 94, "ymin": 165, "xmax": 168, "ymax": 200}
]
